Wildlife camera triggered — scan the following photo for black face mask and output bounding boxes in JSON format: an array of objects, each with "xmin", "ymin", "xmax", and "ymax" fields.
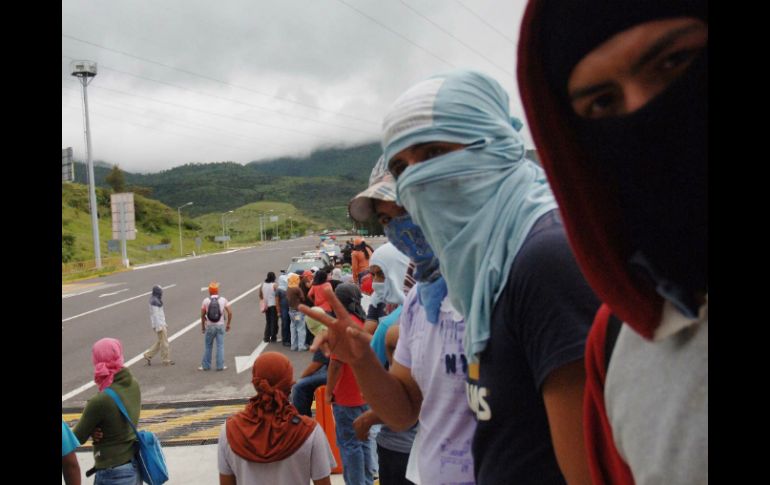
[{"xmin": 574, "ymin": 50, "xmax": 708, "ymax": 317}]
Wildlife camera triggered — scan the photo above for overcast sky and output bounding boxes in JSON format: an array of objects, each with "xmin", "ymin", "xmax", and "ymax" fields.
[{"xmin": 62, "ymin": 0, "xmax": 530, "ymax": 173}]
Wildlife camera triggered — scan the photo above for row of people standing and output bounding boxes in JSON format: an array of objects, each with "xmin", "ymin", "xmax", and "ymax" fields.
[{"xmin": 300, "ymin": 2, "xmax": 708, "ymax": 483}]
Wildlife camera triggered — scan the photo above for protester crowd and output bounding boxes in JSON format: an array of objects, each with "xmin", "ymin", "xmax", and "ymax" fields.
[{"xmin": 64, "ymin": 1, "xmax": 707, "ymax": 483}]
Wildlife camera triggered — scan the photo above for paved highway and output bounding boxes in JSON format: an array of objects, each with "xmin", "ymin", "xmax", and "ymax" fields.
[{"xmin": 62, "ymin": 236, "xmax": 385, "ymax": 407}]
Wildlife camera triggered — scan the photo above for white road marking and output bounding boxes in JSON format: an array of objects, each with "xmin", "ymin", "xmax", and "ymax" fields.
[
  {"xmin": 62, "ymin": 283, "xmax": 262, "ymax": 402},
  {"xmin": 98, "ymin": 289, "xmax": 129, "ymax": 298},
  {"xmin": 201, "ymin": 287, "xmax": 207, "ymax": 292},
  {"xmin": 61, "ymin": 284, "xmax": 176, "ymax": 323},
  {"xmin": 235, "ymin": 341, "xmax": 269, "ymax": 374}
]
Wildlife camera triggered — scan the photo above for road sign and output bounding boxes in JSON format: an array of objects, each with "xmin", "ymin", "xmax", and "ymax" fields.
[
  {"xmin": 269, "ymin": 215, "xmax": 279, "ymax": 222},
  {"xmin": 214, "ymin": 235, "xmax": 231, "ymax": 242},
  {"xmin": 107, "ymin": 239, "xmax": 120, "ymax": 253},
  {"xmin": 62, "ymin": 147, "xmax": 74, "ymax": 182},
  {"xmin": 195, "ymin": 237, "xmax": 202, "ymax": 248},
  {"xmin": 110, "ymin": 193, "xmax": 136, "ymax": 240}
]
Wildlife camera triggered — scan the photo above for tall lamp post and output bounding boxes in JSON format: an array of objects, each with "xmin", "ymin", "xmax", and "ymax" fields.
[
  {"xmin": 177, "ymin": 202, "xmax": 193, "ymax": 256},
  {"xmin": 71, "ymin": 60, "xmax": 101, "ymax": 268},
  {"xmin": 221, "ymin": 210, "xmax": 234, "ymax": 248}
]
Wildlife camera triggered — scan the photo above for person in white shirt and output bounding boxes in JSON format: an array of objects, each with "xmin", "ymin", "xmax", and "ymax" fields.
[
  {"xmin": 143, "ymin": 285, "xmax": 174, "ymax": 366},
  {"xmin": 259, "ymin": 272, "xmax": 279, "ymax": 343}
]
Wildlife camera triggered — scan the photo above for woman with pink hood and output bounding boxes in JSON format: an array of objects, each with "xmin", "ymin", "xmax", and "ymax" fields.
[{"xmin": 74, "ymin": 338, "xmax": 142, "ymax": 484}]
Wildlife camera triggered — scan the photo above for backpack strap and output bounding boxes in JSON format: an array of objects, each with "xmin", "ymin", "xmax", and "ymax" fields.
[{"xmin": 104, "ymin": 388, "xmax": 140, "ymax": 437}]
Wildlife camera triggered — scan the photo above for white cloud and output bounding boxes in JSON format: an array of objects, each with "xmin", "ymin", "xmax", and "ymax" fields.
[{"xmin": 62, "ymin": 0, "xmax": 531, "ymax": 173}]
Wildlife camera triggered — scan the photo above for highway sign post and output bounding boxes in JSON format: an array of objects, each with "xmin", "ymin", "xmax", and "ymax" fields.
[{"xmin": 111, "ymin": 193, "xmax": 136, "ymax": 268}]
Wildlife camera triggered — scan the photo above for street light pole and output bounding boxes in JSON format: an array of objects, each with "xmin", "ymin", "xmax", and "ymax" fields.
[
  {"xmin": 71, "ymin": 60, "xmax": 101, "ymax": 269},
  {"xmin": 177, "ymin": 202, "xmax": 193, "ymax": 256},
  {"xmin": 221, "ymin": 210, "xmax": 234, "ymax": 248}
]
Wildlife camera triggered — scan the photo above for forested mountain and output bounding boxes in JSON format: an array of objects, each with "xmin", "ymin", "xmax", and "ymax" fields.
[{"xmin": 72, "ymin": 142, "xmax": 539, "ymax": 226}]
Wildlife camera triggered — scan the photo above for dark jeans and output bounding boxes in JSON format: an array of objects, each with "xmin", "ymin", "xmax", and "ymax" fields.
[
  {"xmin": 263, "ymin": 306, "xmax": 278, "ymax": 341},
  {"xmin": 276, "ymin": 289, "xmax": 291, "ymax": 343},
  {"xmin": 291, "ymin": 367, "xmax": 328, "ymax": 416},
  {"xmin": 377, "ymin": 444, "xmax": 414, "ymax": 485}
]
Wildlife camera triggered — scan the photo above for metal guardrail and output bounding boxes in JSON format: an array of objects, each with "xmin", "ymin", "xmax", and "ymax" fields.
[{"xmin": 62, "ymin": 256, "xmax": 124, "ymax": 275}]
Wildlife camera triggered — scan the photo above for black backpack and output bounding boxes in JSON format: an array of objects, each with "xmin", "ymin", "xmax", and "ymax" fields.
[{"xmin": 207, "ymin": 296, "xmax": 222, "ymax": 322}]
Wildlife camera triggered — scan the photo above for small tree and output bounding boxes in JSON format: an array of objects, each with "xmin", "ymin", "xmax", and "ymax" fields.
[{"xmin": 105, "ymin": 164, "xmax": 126, "ymax": 193}]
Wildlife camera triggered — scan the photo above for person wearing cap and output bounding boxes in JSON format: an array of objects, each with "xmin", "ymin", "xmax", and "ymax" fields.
[
  {"xmin": 200, "ymin": 281, "xmax": 233, "ymax": 371},
  {"xmin": 517, "ymin": 2, "xmax": 707, "ymax": 484},
  {"xmin": 302, "ymin": 157, "xmax": 477, "ymax": 484},
  {"xmin": 374, "ymin": 70, "xmax": 602, "ymax": 484},
  {"xmin": 218, "ymin": 352, "xmax": 336, "ymax": 485}
]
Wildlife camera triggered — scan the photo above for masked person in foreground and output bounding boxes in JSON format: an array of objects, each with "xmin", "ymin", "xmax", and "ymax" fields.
[
  {"xmin": 384, "ymin": 68, "xmax": 604, "ymax": 484},
  {"xmin": 516, "ymin": 1, "xmax": 708, "ymax": 484},
  {"xmin": 218, "ymin": 352, "xmax": 336, "ymax": 485}
]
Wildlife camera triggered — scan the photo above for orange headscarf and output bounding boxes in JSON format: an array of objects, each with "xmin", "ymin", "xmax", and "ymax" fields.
[{"xmin": 225, "ymin": 352, "xmax": 316, "ymax": 463}]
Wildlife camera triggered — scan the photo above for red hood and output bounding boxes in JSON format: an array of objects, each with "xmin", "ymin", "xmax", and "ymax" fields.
[{"xmin": 517, "ymin": 0, "xmax": 662, "ymax": 339}]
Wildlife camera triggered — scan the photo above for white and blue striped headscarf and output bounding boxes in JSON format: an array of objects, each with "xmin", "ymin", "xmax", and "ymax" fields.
[{"xmin": 383, "ymin": 69, "xmax": 557, "ymax": 362}]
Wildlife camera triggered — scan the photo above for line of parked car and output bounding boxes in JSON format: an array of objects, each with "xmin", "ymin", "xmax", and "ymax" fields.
[{"xmin": 285, "ymin": 234, "xmax": 346, "ymax": 274}]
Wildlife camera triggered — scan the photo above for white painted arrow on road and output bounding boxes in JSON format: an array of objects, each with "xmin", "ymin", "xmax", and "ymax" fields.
[{"xmin": 235, "ymin": 341, "xmax": 269, "ymax": 374}]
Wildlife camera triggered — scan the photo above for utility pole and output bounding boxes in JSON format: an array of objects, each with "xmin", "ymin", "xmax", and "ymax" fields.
[
  {"xmin": 71, "ymin": 60, "xmax": 101, "ymax": 268},
  {"xmin": 178, "ymin": 202, "xmax": 193, "ymax": 256}
]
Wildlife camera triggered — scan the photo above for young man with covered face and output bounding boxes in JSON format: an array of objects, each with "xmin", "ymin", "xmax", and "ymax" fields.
[
  {"xmin": 517, "ymin": 1, "xmax": 707, "ymax": 484},
  {"xmin": 381, "ymin": 69, "xmax": 601, "ymax": 485}
]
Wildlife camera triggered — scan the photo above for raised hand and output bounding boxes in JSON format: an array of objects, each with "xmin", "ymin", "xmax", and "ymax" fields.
[{"xmin": 298, "ymin": 286, "xmax": 372, "ymax": 364}]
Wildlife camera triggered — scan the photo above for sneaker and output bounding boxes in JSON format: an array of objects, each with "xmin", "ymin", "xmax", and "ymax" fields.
[
  {"xmin": 144, "ymin": 356, "xmax": 151, "ymax": 366},
  {"xmin": 163, "ymin": 361, "xmax": 175, "ymax": 366},
  {"xmin": 197, "ymin": 366, "xmax": 210, "ymax": 371},
  {"xmin": 216, "ymin": 366, "xmax": 228, "ymax": 371}
]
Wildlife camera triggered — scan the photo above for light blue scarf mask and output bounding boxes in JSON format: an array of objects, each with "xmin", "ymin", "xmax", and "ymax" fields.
[{"xmin": 384, "ymin": 69, "xmax": 557, "ymax": 361}]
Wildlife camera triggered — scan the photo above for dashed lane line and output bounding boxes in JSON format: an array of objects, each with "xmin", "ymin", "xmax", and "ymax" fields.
[
  {"xmin": 61, "ymin": 283, "xmax": 262, "ymax": 402},
  {"xmin": 62, "ymin": 284, "xmax": 176, "ymax": 323}
]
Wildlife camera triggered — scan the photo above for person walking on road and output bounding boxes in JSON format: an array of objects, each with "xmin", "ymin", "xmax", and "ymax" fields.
[
  {"xmin": 200, "ymin": 281, "xmax": 233, "ymax": 371},
  {"xmin": 143, "ymin": 285, "xmax": 174, "ymax": 366},
  {"xmin": 260, "ymin": 272, "xmax": 279, "ymax": 343}
]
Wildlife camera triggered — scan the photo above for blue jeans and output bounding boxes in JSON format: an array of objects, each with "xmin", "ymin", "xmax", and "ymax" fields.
[
  {"xmin": 333, "ymin": 403, "xmax": 374, "ymax": 485},
  {"xmin": 94, "ymin": 459, "xmax": 141, "ymax": 485},
  {"xmin": 276, "ymin": 289, "xmax": 291, "ymax": 342},
  {"xmin": 289, "ymin": 309, "xmax": 308, "ymax": 351},
  {"xmin": 291, "ymin": 367, "xmax": 327, "ymax": 416},
  {"xmin": 201, "ymin": 325, "xmax": 225, "ymax": 370}
]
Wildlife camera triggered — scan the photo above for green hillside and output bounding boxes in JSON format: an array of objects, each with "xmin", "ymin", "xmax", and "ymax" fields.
[
  {"xmin": 70, "ymin": 142, "xmax": 540, "ymax": 230},
  {"xmin": 62, "ymin": 183, "xmax": 324, "ymax": 270}
]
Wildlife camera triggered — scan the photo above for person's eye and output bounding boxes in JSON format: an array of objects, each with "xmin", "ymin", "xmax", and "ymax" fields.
[
  {"xmin": 389, "ymin": 158, "xmax": 407, "ymax": 178},
  {"xmin": 424, "ymin": 146, "xmax": 449, "ymax": 160},
  {"xmin": 585, "ymin": 92, "xmax": 620, "ymax": 119},
  {"xmin": 379, "ymin": 215, "xmax": 392, "ymax": 225},
  {"xmin": 658, "ymin": 48, "xmax": 699, "ymax": 75}
]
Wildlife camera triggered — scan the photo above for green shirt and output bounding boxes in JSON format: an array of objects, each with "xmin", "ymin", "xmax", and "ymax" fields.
[{"xmin": 73, "ymin": 368, "xmax": 141, "ymax": 469}]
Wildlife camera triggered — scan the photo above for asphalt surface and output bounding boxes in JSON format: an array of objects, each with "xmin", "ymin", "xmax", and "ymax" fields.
[{"xmin": 62, "ymin": 236, "xmax": 385, "ymax": 407}]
